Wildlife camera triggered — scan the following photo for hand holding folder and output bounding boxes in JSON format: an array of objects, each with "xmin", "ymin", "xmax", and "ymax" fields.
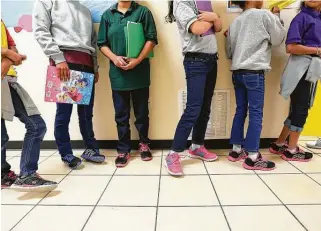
[{"xmin": 124, "ymin": 22, "xmax": 154, "ymax": 59}]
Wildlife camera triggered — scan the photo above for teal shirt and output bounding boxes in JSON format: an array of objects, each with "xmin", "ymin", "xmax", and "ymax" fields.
[{"xmin": 98, "ymin": 1, "xmax": 158, "ymax": 91}]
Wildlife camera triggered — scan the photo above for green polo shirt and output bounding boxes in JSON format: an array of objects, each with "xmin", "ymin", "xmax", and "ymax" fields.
[{"xmin": 97, "ymin": 1, "xmax": 158, "ymax": 91}]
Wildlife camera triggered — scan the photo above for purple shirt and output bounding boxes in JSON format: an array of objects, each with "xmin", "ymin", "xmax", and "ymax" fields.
[{"xmin": 286, "ymin": 6, "xmax": 321, "ymax": 47}]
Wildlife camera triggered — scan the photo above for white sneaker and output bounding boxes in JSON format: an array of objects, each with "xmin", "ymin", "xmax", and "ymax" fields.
[{"xmin": 306, "ymin": 139, "xmax": 321, "ymax": 149}]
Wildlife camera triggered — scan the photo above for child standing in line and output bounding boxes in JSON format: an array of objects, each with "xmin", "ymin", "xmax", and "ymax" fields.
[
  {"xmin": 270, "ymin": 1, "xmax": 321, "ymax": 161},
  {"xmin": 164, "ymin": 0, "xmax": 222, "ymax": 176},
  {"xmin": 1, "ymin": 20, "xmax": 57, "ymax": 191},
  {"xmin": 226, "ymin": 1, "xmax": 286, "ymax": 170},
  {"xmin": 98, "ymin": 1, "xmax": 158, "ymax": 167},
  {"xmin": 33, "ymin": 0, "xmax": 106, "ymax": 169}
]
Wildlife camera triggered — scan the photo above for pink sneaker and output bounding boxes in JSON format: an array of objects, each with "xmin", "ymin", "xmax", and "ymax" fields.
[
  {"xmin": 165, "ymin": 153, "xmax": 183, "ymax": 176},
  {"xmin": 188, "ymin": 146, "xmax": 218, "ymax": 162}
]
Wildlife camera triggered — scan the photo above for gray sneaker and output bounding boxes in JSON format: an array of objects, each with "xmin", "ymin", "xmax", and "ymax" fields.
[
  {"xmin": 11, "ymin": 173, "xmax": 57, "ymax": 192},
  {"xmin": 306, "ymin": 139, "xmax": 321, "ymax": 149}
]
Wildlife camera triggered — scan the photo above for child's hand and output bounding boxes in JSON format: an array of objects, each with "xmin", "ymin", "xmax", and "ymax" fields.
[
  {"xmin": 121, "ymin": 58, "xmax": 140, "ymax": 71},
  {"xmin": 6, "ymin": 49, "xmax": 24, "ymax": 66},
  {"xmin": 56, "ymin": 62, "xmax": 70, "ymax": 82},
  {"xmin": 94, "ymin": 72, "xmax": 99, "ymax": 84},
  {"xmin": 198, "ymin": 11, "xmax": 219, "ymax": 22},
  {"xmin": 271, "ymin": 6, "xmax": 280, "ymax": 14},
  {"xmin": 112, "ymin": 56, "xmax": 128, "ymax": 68},
  {"xmin": 224, "ymin": 30, "xmax": 228, "ymax": 37}
]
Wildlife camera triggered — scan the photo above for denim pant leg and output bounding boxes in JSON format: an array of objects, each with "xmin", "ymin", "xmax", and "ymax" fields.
[
  {"xmin": 244, "ymin": 74, "xmax": 265, "ymax": 152},
  {"xmin": 112, "ymin": 90, "xmax": 131, "ymax": 153},
  {"xmin": 78, "ymin": 85, "xmax": 98, "ymax": 150},
  {"xmin": 55, "ymin": 103, "xmax": 73, "ymax": 156},
  {"xmin": 1, "ymin": 119, "xmax": 11, "ymax": 174},
  {"xmin": 230, "ymin": 74, "xmax": 248, "ymax": 146},
  {"xmin": 192, "ymin": 60, "xmax": 217, "ymax": 144},
  {"xmin": 10, "ymin": 87, "xmax": 47, "ymax": 175},
  {"xmin": 171, "ymin": 59, "xmax": 209, "ymax": 152},
  {"xmin": 131, "ymin": 87, "xmax": 150, "ymax": 144}
]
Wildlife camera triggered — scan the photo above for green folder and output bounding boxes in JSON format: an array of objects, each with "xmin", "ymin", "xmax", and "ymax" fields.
[{"xmin": 124, "ymin": 21, "xmax": 154, "ymax": 58}]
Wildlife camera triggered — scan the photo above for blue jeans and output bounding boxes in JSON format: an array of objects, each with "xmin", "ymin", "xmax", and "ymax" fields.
[
  {"xmin": 112, "ymin": 87, "xmax": 150, "ymax": 153},
  {"xmin": 230, "ymin": 71, "xmax": 265, "ymax": 152},
  {"xmin": 1, "ymin": 86, "xmax": 46, "ymax": 175},
  {"xmin": 54, "ymin": 85, "xmax": 98, "ymax": 157},
  {"xmin": 172, "ymin": 53, "xmax": 218, "ymax": 152}
]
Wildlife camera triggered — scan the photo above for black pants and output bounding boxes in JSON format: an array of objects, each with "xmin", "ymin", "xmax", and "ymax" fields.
[
  {"xmin": 285, "ymin": 74, "xmax": 313, "ymax": 132},
  {"xmin": 112, "ymin": 87, "xmax": 150, "ymax": 153}
]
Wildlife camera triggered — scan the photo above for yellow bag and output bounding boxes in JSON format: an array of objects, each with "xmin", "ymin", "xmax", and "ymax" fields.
[{"xmin": 268, "ymin": 0, "xmax": 297, "ymax": 10}]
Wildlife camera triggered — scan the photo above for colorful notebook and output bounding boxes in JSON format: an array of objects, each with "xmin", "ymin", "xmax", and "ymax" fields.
[
  {"xmin": 268, "ymin": 0, "xmax": 297, "ymax": 10},
  {"xmin": 45, "ymin": 66, "xmax": 94, "ymax": 105},
  {"xmin": 124, "ymin": 21, "xmax": 154, "ymax": 58},
  {"xmin": 194, "ymin": 0, "xmax": 215, "ymax": 37}
]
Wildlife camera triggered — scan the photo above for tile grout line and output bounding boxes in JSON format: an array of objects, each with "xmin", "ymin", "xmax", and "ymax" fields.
[
  {"xmin": 286, "ymin": 161, "xmax": 321, "ymax": 187},
  {"xmin": 9, "ymin": 163, "xmax": 73, "ymax": 231},
  {"xmin": 4, "ymin": 203, "xmax": 321, "ymax": 207},
  {"xmin": 80, "ymin": 167, "xmax": 118, "ymax": 231},
  {"xmin": 254, "ymin": 172, "xmax": 308, "ymax": 231},
  {"xmin": 154, "ymin": 149, "xmax": 164, "ymax": 231},
  {"xmin": 203, "ymin": 160, "xmax": 232, "ymax": 231}
]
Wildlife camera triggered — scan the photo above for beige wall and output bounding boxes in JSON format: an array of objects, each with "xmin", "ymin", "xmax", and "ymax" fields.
[{"xmin": 7, "ymin": 1, "xmax": 297, "ymax": 141}]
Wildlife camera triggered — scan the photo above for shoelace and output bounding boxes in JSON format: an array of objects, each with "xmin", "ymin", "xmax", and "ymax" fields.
[
  {"xmin": 84, "ymin": 149, "xmax": 97, "ymax": 156},
  {"xmin": 64, "ymin": 154, "xmax": 75, "ymax": 162},
  {"xmin": 118, "ymin": 153, "xmax": 128, "ymax": 158},
  {"xmin": 168, "ymin": 153, "xmax": 186, "ymax": 165},
  {"xmin": 139, "ymin": 143, "xmax": 150, "ymax": 152}
]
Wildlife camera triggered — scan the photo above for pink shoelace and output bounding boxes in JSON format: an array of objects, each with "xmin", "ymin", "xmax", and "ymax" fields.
[{"xmin": 139, "ymin": 143, "xmax": 150, "ymax": 152}]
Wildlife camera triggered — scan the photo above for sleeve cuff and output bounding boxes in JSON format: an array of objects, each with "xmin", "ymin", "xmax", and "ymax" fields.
[
  {"xmin": 51, "ymin": 53, "xmax": 66, "ymax": 64},
  {"xmin": 285, "ymin": 39, "xmax": 302, "ymax": 45},
  {"xmin": 186, "ymin": 17, "xmax": 198, "ymax": 33}
]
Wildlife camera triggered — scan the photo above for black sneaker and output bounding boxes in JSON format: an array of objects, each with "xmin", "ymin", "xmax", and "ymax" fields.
[
  {"xmin": 228, "ymin": 149, "xmax": 248, "ymax": 162},
  {"xmin": 243, "ymin": 153, "xmax": 275, "ymax": 171},
  {"xmin": 11, "ymin": 173, "xmax": 57, "ymax": 192},
  {"xmin": 269, "ymin": 142, "xmax": 288, "ymax": 155},
  {"xmin": 115, "ymin": 153, "xmax": 131, "ymax": 168},
  {"xmin": 1, "ymin": 170, "xmax": 17, "ymax": 189},
  {"xmin": 62, "ymin": 154, "xmax": 82, "ymax": 169},
  {"xmin": 139, "ymin": 143, "xmax": 153, "ymax": 161},
  {"xmin": 81, "ymin": 149, "xmax": 106, "ymax": 163},
  {"xmin": 282, "ymin": 147, "xmax": 313, "ymax": 162}
]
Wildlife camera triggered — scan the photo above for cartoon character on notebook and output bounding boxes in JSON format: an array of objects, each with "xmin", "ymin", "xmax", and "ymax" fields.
[
  {"xmin": 56, "ymin": 92, "xmax": 69, "ymax": 103},
  {"xmin": 62, "ymin": 86, "xmax": 83, "ymax": 102},
  {"xmin": 76, "ymin": 78, "xmax": 89, "ymax": 88}
]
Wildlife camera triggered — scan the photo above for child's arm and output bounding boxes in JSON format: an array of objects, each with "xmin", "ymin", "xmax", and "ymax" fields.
[
  {"xmin": 286, "ymin": 44, "xmax": 320, "ymax": 56},
  {"xmin": 97, "ymin": 15, "xmax": 127, "ymax": 68},
  {"xmin": 197, "ymin": 11, "xmax": 222, "ymax": 32},
  {"xmin": 225, "ymin": 29, "xmax": 232, "ymax": 59},
  {"xmin": 263, "ymin": 11, "xmax": 286, "ymax": 47},
  {"xmin": 176, "ymin": 2, "xmax": 213, "ymax": 36},
  {"xmin": 91, "ymin": 25, "xmax": 99, "ymax": 74}
]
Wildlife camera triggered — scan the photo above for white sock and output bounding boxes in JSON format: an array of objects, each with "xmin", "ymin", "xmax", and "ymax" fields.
[
  {"xmin": 248, "ymin": 152, "xmax": 259, "ymax": 161},
  {"xmin": 288, "ymin": 148, "xmax": 297, "ymax": 154},
  {"xmin": 276, "ymin": 142, "xmax": 285, "ymax": 147},
  {"xmin": 232, "ymin": 144, "xmax": 242, "ymax": 153},
  {"xmin": 169, "ymin": 150, "xmax": 176, "ymax": 155},
  {"xmin": 191, "ymin": 144, "xmax": 201, "ymax": 151}
]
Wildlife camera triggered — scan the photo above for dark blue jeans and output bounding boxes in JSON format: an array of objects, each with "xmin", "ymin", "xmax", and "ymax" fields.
[
  {"xmin": 1, "ymin": 86, "xmax": 46, "ymax": 175},
  {"xmin": 54, "ymin": 85, "xmax": 98, "ymax": 156},
  {"xmin": 230, "ymin": 71, "xmax": 265, "ymax": 152},
  {"xmin": 112, "ymin": 87, "xmax": 150, "ymax": 153},
  {"xmin": 172, "ymin": 53, "xmax": 218, "ymax": 152}
]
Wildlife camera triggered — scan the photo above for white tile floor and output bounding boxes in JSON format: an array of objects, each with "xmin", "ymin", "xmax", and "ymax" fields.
[{"xmin": 1, "ymin": 139, "xmax": 321, "ymax": 231}]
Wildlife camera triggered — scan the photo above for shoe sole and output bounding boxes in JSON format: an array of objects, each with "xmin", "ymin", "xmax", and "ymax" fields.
[
  {"xmin": 269, "ymin": 147, "xmax": 283, "ymax": 155},
  {"xmin": 188, "ymin": 153, "xmax": 218, "ymax": 162},
  {"xmin": 163, "ymin": 162, "xmax": 184, "ymax": 176},
  {"xmin": 81, "ymin": 154, "xmax": 106, "ymax": 163},
  {"xmin": 228, "ymin": 156, "xmax": 247, "ymax": 162},
  {"xmin": 115, "ymin": 156, "xmax": 131, "ymax": 168},
  {"xmin": 10, "ymin": 184, "xmax": 58, "ymax": 192},
  {"xmin": 141, "ymin": 156, "xmax": 153, "ymax": 161},
  {"xmin": 281, "ymin": 155, "xmax": 311, "ymax": 162},
  {"xmin": 63, "ymin": 159, "xmax": 83, "ymax": 170},
  {"xmin": 242, "ymin": 162, "xmax": 275, "ymax": 171}
]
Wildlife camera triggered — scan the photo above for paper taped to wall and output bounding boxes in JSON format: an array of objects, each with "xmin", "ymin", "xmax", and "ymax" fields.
[{"xmin": 179, "ymin": 89, "xmax": 231, "ymax": 139}]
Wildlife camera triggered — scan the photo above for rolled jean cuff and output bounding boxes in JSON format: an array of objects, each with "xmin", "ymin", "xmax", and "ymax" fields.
[
  {"xmin": 171, "ymin": 147, "xmax": 185, "ymax": 153},
  {"xmin": 20, "ymin": 170, "xmax": 37, "ymax": 176},
  {"xmin": 284, "ymin": 119, "xmax": 303, "ymax": 132}
]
